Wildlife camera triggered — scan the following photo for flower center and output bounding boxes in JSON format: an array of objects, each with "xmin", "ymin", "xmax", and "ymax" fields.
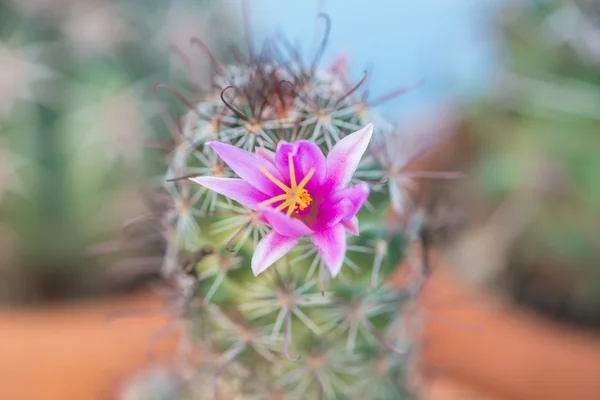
[{"xmin": 258, "ymin": 152, "xmax": 315, "ymax": 216}]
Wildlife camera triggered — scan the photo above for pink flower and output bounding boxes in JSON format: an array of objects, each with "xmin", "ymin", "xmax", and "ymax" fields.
[{"xmin": 190, "ymin": 124, "xmax": 373, "ymax": 277}]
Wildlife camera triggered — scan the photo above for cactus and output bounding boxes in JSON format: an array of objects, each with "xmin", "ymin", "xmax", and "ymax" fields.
[{"xmin": 152, "ymin": 9, "xmax": 460, "ymax": 400}]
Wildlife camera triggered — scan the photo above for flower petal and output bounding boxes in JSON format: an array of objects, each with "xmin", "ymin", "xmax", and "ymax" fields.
[
  {"xmin": 311, "ymin": 198, "xmax": 353, "ymax": 231},
  {"xmin": 254, "ymin": 213, "xmax": 268, "ymax": 225},
  {"xmin": 341, "ymin": 216, "xmax": 360, "ymax": 235},
  {"xmin": 275, "ymin": 140, "xmax": 327, "ymax": 188},
  {"xmin": 255, "ymin": 147, "xmax": 276, "ymax": 165},
  {"xmin": 332, "ymin": 182, "xmax": 370, "ymax": 219},
  {"xmin": 258, "ymin": 205, "xmax": 314, "ymax": 237},
  {"xmin": 207, "ymin": 141, "xmax": 285, "ymax": 196},
  {"xmin": 190, "ymin": 177, "xmax": 269, "ymax": 210},
  {"xmin": 252, "ymin": 231, "xmax": 298, "ymax": 276},
  {"xmin": 312, "ymin": 224, "xmax": 347, "ymax": 277},
  {"xmin": 326, "ymin": 124, "xmax": 373, "ymax": 189}
]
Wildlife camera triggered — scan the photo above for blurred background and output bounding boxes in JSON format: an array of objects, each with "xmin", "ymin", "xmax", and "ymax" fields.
[
  {"xmin": 0, "ymin": 0, "xmax": 505, "ymax": 302},
  {"xmin": 0, "ymin": 0, "xmax": 237, "ymax": 301},
  {"xmin": 1, "ymin": 0, "xmax": 599, "ymax": 398}
]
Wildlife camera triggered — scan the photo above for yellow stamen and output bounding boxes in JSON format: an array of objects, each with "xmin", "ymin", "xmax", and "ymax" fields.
[
  {"xmin": 286, "ymin": 204, "xmax": 295, "ymax": 217},
  {"xmin": 288, "ymin": 152, "xmax": 297, "ymax": 190},
  {"xmin": 258, "ymin": 166, "xmax": 290, "ymax": 193},
  {"xmin": 259, "ymin": 154, "xmax": 316, "ymax": 215},
  {"xmin": 276, "ymin": 201, "xmax": 290, "ymax": 212},
  {"xmin": 260, "ymin": 194, "xmax": 288, "ymax": 206},
  {"xmin": 297, "ymin": 189, "xmax": 312, "ymax": 211},
  {"xmin": 297, "ymin": 168, "xmax": 315, "ymax": 189}
]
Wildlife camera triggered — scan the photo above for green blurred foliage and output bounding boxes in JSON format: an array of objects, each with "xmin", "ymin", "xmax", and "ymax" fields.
[{"xmin": 0, "ymin": 0, "xmax": 234, "ymax": 300}]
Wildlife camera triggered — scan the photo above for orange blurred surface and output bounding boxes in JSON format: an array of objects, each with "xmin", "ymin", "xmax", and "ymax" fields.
[
  {"xmin": 423, "ymin": 377, "xmax": 501, "ymax": 400},
  {"xmin": 419, "ymin": 267, "xmax": 600, "ymax": 400},
  {"xmin": 0, "ymin": 289, "xmax": 180, "ymax": 400},
  {"xmin": 2, "ymin": 262, "xmax": 600, "ymax": 400}
]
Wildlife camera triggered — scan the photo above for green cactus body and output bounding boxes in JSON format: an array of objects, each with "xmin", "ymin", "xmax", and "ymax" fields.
[{"xmin": 154, "ymin": 17, "xmax": 426, "ymax": 400}]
